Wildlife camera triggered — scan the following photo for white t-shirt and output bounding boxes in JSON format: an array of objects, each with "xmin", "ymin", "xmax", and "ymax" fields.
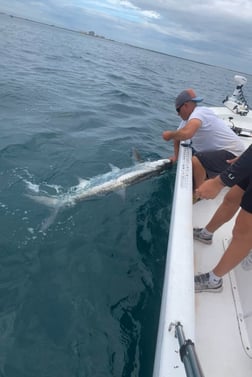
[{"xmin": 178, "ymin": 106, "xmax": 245, "ymax": 156}]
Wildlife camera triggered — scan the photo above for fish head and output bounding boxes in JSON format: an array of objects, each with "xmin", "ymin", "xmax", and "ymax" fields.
[{"xmin": 150, "ymin": 158, "xmax": 172, "ymax": 170}]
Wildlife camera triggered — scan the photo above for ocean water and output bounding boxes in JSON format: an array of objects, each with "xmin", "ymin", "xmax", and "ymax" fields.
[{"xmin": 0, "ymin": 13, "xmax": 252, "ymax": 377}]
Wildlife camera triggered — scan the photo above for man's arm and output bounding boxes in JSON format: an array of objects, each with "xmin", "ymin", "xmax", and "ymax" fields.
[
  {"xmin": 169, "ymin": 140, "xmax": 180, "ymax": 163},
  {"xmin": 195, "ymin": 176, "xmax": 225, "ymax": 199},
  {"xmin": 163, "ymin": 118, "xmax": 201, "ymax": 142}
]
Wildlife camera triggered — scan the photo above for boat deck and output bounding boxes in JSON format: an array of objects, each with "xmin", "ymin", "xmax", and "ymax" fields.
[{"xmin": 193, "ymin": 192, "xmax": 252, "ymax": 376}]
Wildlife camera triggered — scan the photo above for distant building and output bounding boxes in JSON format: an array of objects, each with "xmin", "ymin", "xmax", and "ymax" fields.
[{"xmin": 88, "ymin": 31, "xmax": 95, "ymax": 36}]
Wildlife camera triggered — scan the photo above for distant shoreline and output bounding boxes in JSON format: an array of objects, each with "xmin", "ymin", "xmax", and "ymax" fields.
[
  {"xmin": 0, "ymin": 11, "xmax": 243, "ymax": 75},
  {"xmin": 0, "ymin": 11, "xmax": 114, "ymax": 41}
]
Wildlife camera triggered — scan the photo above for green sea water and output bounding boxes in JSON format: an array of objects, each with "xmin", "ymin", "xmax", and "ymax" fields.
[{"xmin": 0, "ymin": 13, "xmax": 251, "ymax": 377}]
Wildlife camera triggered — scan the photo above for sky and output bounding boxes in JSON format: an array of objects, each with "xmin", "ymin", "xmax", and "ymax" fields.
[{"xmin": 1, "ymin": 0, "xmax": 252, "ymax": 74}]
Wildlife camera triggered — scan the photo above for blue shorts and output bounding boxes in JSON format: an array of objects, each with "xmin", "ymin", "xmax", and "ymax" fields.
[{"xmin": 194, "ymin": 150, "xmax": 236, "ymax": 178}]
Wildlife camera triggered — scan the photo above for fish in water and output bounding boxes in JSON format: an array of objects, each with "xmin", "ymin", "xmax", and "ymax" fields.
[{"xmin": 27, "ymin": 157, "xmax": 171, "ymax": 230}]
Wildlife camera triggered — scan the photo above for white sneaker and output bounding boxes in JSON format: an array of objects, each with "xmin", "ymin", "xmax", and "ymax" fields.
[
  {"xmin": 195, "ymin": 272, "xmax": 223, "ymax": 293},
  {"xmin": 193, "ymin": 228, "xmax": 213, "ymax": 245}
]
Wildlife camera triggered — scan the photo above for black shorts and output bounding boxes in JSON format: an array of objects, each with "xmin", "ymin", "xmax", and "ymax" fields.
[
  {"xmin": 194, "ymin": 150, "xmax": 236, "ymax": 179},
  {"xmin": 238, "ymin": 177, "xmax": 252, "ymax": 214}
]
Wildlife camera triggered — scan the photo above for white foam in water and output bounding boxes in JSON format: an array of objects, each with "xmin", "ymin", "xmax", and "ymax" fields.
[
  {"xmin": 46, "ymin": 184, "xmax": 62, "ymax": 193},
  {"xmin": 24, "ymin": 180, "xmax": 40, "ymax": 193}
]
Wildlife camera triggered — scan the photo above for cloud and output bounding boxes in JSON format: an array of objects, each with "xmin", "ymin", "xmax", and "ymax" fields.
[
  {"xmin": 100, "ymin": 0, "xmax": 161, "ymax": 22},
  {"xmin": 0, "ymin": 0, "xmax": 251, "ymax": 73}
]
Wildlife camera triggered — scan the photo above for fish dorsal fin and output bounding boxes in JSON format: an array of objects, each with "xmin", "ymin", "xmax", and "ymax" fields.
[
  {"xmin": 109, "ymin": 163, "xmax": 120, "ymax": 173},
  {"xmin": 132, "ymin": 148, "xmax": 142, "ymax": 164}
]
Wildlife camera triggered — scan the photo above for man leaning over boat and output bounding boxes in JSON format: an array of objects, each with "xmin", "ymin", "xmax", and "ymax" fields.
[
  {"xmin": 194, "ymin": 144, "xmax": 252, "ymax": 292},
  {"xmin": 162, "ymin": 88, "xmax": 245, "ymax": 196}
]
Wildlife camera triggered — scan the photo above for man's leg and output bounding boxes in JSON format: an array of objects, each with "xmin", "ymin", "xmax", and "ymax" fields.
[
  {"xmin": 192, "ymin": 156, "xmax": 206, "ymax": 189},
  {"xmin": 213, "ymin": 208, "xmax": 252, "ymax": 276},
  {"xmin": 205, "ymin": 185, "xmax": 244, "ymax": 233},
  {"xmin": 194, "ymin": 185, "xmax": 243, "ymax": 243},
  {"xmin": 195, "ymin": 207, "xmax": 252, "ymax": 292}
]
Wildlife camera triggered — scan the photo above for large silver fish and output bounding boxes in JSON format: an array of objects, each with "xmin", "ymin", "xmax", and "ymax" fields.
[{"xmin": 28, "ymin": 157, "xmax": 171, "ymax": 230}]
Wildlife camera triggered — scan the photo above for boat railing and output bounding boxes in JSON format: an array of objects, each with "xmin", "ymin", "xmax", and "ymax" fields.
[
  {"xmin": 174, "ymin": 322, "xmax": 205, "ymax": 377},
  {"xmin": 227, "ymin": 117, "xmax": 252, "ymax": 137},
  {"xmin": 152, "ymin": 143, "xmax": 195, "ymax": 377}
]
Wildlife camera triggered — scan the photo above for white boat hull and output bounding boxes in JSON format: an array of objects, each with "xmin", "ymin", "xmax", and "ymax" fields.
[{"xmin": 153, "ymin": 79, "xmax": 252, "ymax": 376}]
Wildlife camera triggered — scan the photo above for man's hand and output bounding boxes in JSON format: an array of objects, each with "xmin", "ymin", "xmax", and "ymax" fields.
[
  {"xmin": 195, "ymin": 176, "xmax": 225, "ymax": 199},
  {"xmin": 227, "ymin": 156, "xmax": 239, "ymax": 165},
  {"xmin": 162, "ymin": 131, "xmax": 174, "ymax": 141},
  {"xmin": 169, "ymin": 155, "xmax": 177, "ymax": 163}
]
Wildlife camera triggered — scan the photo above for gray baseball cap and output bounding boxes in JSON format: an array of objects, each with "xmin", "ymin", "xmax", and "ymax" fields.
[{"xmin": 175, "ymin": 89, "xmax": 203, "ymax": 110}]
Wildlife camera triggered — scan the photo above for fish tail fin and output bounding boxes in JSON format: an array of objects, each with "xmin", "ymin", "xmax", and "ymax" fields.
[
  {"xmin": 26, "ymin": 194, "xmax": 62, "ymax": 232},
  {"xmin": 40, "ymin": 207, "xmax": 60, "ymax": 232}
]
